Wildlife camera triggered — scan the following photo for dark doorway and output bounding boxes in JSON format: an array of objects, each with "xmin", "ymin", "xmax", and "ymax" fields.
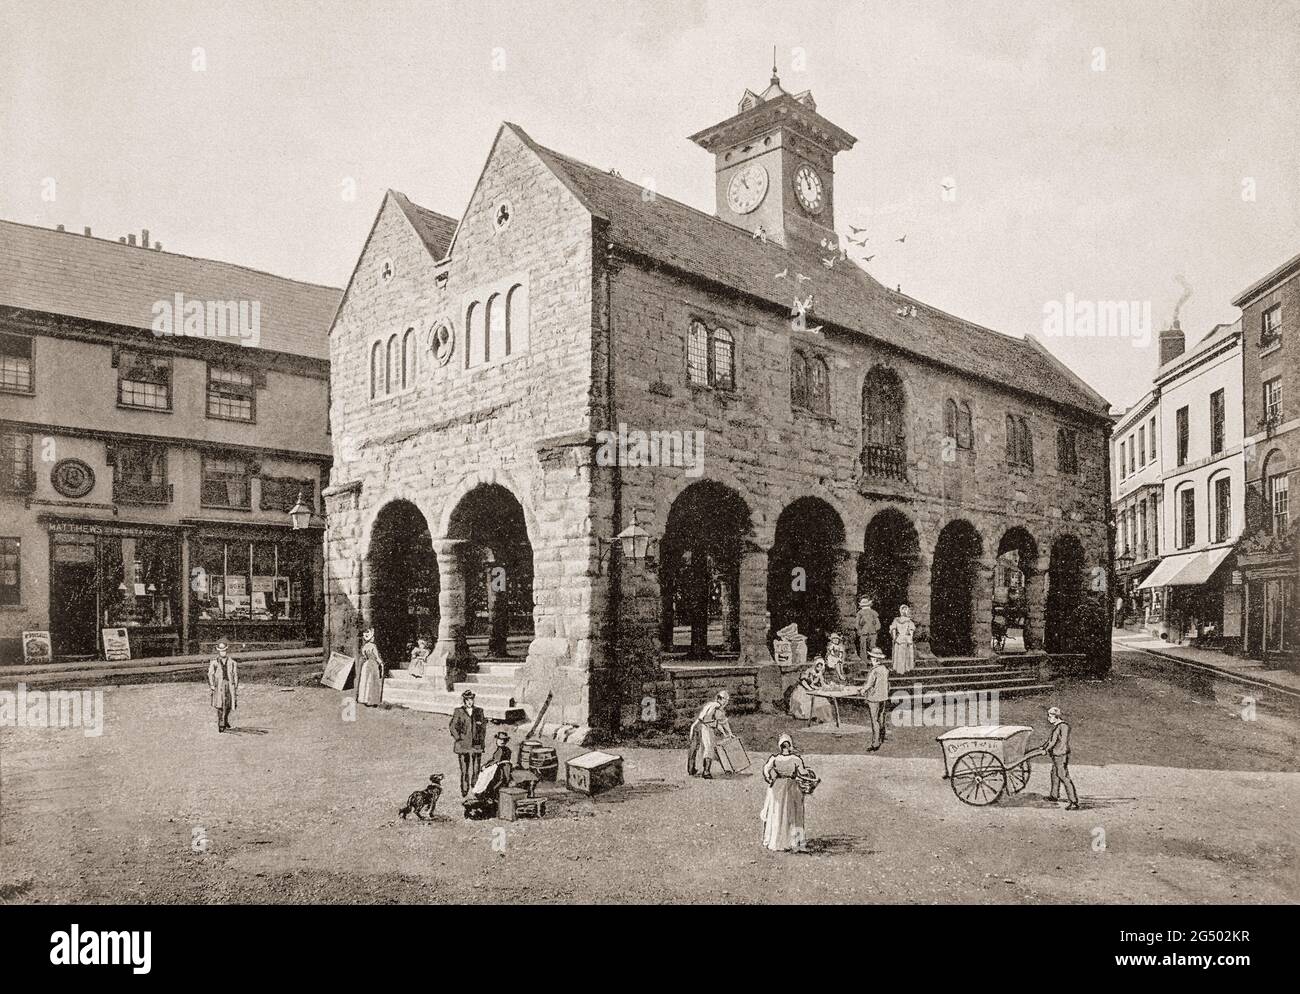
[
  {"xmin": 930, "ymin": 519, "xmax": 984, "ymax": 657},
  {"xmin": 859, "ymin": 508, "xmax": 921, "ymax": 654},
  {"xmin": 50, "ymin": 534, "xmax": 98, "ymax": 658},
  {"xmin": 368, "ymin": 500, "xmax": 439, "ymax": 668},
  {"xmin": 767, "ymin": 497, "xmax": 846, "ymax": 656},
  {"xmin": 660, "ymin": 480, "xmax": 752, "ymax": 657}
]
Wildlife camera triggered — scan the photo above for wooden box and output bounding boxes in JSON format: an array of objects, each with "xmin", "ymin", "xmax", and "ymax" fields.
[
  {"xmin": 498, "ymin": 787, "xmax": 529, "ymax": 821},
  {"xmin": 565, "ymin": 750, "xmax": 624, "ymax": 795}
]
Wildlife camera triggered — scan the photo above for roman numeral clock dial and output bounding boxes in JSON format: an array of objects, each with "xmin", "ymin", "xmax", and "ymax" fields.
[
  {"xmin": 794, "ymin": 163, "xmax": 824, "ymax": 214},
  {"xmin": 726, "ymin": 162, "xmax": 769, "ymax": 214}
]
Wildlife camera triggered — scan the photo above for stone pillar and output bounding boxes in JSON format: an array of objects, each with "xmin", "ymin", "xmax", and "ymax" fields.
[
  {"xmin": 834, "ymin": 549, "xmax": 859, "ymax": 661},
  {"xmin": 1024, "ymin": 555, "xmax": 1049, "ymax": 650},
  {"xmin": 909, "ymin": 551, "xmax": 932, "ymax": 658},
  {"xmin": 486, "ymin": 554, "xmax": 510, "ymax": 657},
  {"xmin": 429, "ymin": 538, "xmax": 477, "ymax": 691},
  {"xmin": 738, "ymin": 542, "xmax": 778, "ymax": 710},
  {"xmin": 972, "ymin": 556, "xmax": 996, "ymax": 657}
]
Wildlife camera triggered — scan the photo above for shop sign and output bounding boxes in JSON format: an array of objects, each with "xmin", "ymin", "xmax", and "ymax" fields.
[{"xmin": 101, "ymin": 628, "xmax": 131, "ymax": 662}]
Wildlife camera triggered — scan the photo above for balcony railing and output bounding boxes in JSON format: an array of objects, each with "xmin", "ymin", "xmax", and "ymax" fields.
[
  {"xmin": 113, "ymin": 480, "xmax": 174, "ymax": 505},
  {"xmin": 859, "ymin": 443, "xmax": 908, "ymax": 482}
]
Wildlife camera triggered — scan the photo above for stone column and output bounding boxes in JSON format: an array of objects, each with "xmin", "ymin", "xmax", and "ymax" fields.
[
  {"xmin": 429, "ymin": 538, "xmax": 477, "ymax": 691},
  {"xmin": 972, "ymin": 556, "xmax": 996, "ymax": 657},
  {"xmin": 1024, "ymin": 555, "xmax": 1049, "ymax": 651},
  {"xmin": 909, "ymin": 551, "xmax": 932, "ymax": 658},
  {"xmin": 486, "ymin": 552, "xmax": 510, "ymax": 657},
  {"xmin": 834, "ymin": 549, "xmax": 860, "ymax": 661},
  {"xmin": 738, "ymin": 542, "xmax": 779, "ymax": 710}
]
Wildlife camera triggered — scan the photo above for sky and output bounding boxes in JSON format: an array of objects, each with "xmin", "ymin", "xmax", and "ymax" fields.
[{"xmin": 2, "ymin": 0, "xmax": 1297, "ymax": 412}]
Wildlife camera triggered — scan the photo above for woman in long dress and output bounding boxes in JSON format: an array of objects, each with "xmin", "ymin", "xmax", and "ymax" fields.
[
  {"xmin": 357, "ymin": 626, "xmax": 384, "ymax": 706},
  {"xmin": 759, "ymin": 734, "xmax": 811, "ymax": 852},
  {"xmin": 788, "ymin": 658, "xmax": 835, "ymax": 723},
  {"xmin": 889, "ymin": 604, "xmax": 917, "ymax": 675}
]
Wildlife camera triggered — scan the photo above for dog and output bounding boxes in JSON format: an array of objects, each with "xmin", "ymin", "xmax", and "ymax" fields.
[{"xmin": 399, "ymin": 774, "xmax": 444, "ymax": 820}]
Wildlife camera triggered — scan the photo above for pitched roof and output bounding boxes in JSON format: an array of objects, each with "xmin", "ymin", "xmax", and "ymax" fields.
[
  {"xmin": 507, "ymin": 123, "xmax": 1110, "ymax": 418},
  {"xmin": 390, "ymin": 191, "xmax": 457, "ymax": 260},
  {"xmin": 1231, "ymin": 248, "xmax": 1300, "ymax": 306},
  {"xmin": 0, "ymin": 219, "xmax": 341, "ymax": 360}
]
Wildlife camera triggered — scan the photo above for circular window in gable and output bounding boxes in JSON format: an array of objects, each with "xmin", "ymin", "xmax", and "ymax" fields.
[
  {"xmin": 52, "ymin": 458, "xmax": 95, "ymax": 498},
  {"xmin": 430, "ymin": 319, "xmax": 455, "ymax": 366},
  {"xmin": 493, "ymin": 200, "xmax": 513, "ymax": 234}
]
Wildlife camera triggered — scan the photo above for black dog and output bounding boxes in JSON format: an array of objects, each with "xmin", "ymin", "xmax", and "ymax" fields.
[{"xmin": 399, "ymin": 774, "xmax": 444, "ymax": 820}]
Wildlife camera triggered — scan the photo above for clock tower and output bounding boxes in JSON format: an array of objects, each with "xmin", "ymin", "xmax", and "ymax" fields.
[{"xmin": 689, "ymin": 66, "xmax": 857, "ymax": 251}]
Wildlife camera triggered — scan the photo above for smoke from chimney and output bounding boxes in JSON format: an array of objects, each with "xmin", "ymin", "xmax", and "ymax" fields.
[{"xmin": 1172, "ymin": 273, "xmax": 1193, "ymax": 325}]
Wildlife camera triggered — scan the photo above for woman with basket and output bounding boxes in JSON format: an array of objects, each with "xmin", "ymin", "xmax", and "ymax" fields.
[{"xmin": 759, "ymin": 733, "xmax": 819, "ymax": 852}]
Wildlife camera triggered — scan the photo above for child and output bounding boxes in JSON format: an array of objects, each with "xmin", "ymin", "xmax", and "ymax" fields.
[
  {"xmin": 408, "ymin": 636, "xmax": 430, "ymax": 678},
  {"xmin": 889, "ymin": 604, "xmax": 916, "ymax": 675}
]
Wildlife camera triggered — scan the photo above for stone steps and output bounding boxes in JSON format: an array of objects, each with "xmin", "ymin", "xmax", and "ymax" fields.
[{"xmin": 382, "ymin": 661, "xmax": 525, "ymax": 722}]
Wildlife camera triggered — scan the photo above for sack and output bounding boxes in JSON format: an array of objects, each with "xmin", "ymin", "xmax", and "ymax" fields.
[{"xmin": 715, "ymin": 736, "xmax": 750, "ymax": 774}]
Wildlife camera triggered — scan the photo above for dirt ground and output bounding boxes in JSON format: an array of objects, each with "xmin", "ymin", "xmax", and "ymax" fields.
[{"xmin": 1, "ymin": 652, "xmax": 1296, "ymax": 904}]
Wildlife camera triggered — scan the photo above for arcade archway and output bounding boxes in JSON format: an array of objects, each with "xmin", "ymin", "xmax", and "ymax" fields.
[
  {"xmin": 930, "ymin": 519, "xmax": 984, "ymax": 657},
  {"xmin": 859, "ymin": 508, "xmax": 921, "ymax": 654},
  {"xmin": 660, "ymin": 480, "xmax": 752, "ymax": 657},
  {"xmin": 767, "ymin": 497, "xmax": 846, "ymax": 656},
  {"xmin": 1046, "ymin": 534, "xmax": 1086, "ymax": 653},
  {"xmin": 367, "ymin": 499, "xmax": 439, "ymax": 668},
  {"xmin": 446, "ymin": 483, "xmax": 535, "ymax": 655},
  {"xmin": 992, "ymin": 527, "xmax": 1039, "ymax": 652}
]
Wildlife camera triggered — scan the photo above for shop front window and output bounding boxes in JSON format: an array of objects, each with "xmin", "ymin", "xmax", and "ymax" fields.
[
  {"xmin": 191, "ymin": 538, "xmax": 308, "ymax": 623},
  {"xmin": 101, "ymin": 535, "xmax": 178, "ymax": 627}
]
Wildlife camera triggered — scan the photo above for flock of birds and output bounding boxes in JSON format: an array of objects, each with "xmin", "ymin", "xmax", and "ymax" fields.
[{"xmin": 764, "ymin": 220, "xmax": 921, "ymax": 333}]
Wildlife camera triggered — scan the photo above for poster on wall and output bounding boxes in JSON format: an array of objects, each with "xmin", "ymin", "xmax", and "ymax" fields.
[
  {"xmin": 22, "ymin": 631, "xmax": 53, "ymax": 665},
  {"xmin": 102, "ymin": 627, "xmax": 131, "ymax": 661}
]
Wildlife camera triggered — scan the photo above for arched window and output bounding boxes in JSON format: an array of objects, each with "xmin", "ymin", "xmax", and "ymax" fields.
[
  {"xmin": 943, "ymin": 399, "xmax": 958, "ymax": 440},
  {"xmin": 687, "ymin": 320, "xmax": 709, "ymax": 386},
  {"xmin": 487, "ymin": 292, "xmax": 507, "ymax": 362},
  {"xmin": 809, "ymin": 356, "xmax": 829, "ymax": 413},
  {"xmin": 369, "ymin": 341, "xmax": 382, "ymax": 400},
  {"xmin": 465, "ymin": 301, "xmax": 482, "ymax": 368},
  {"xmin": 1175, "ymin": 482, "xmax": 1196, "ymax": 548},
  {"xmin": 790, "ymin": 350, "xmax": 809, "ymax": 408},
  {"xmin": 957, "ymin": 402, "xmax": 973, "ymax": 450},
  {"xmin": 711, "ymin": 327, "xmax": 735, "ymax": 390},
  {"xmin": 1208, "ymin": 470, "xmax": 1232, "ymax": 543},
  {"xmin": 1007, "ymin": 414, "xmax": 1033, "ymax": 468},
  {"xmin": 861, "ymin": 366, "xmax": 906, "ymax": 481},
  {"xmin": 1056, "ymin": 426, "xmax": 1079, "ymax": 474},
  {"xmin": 401, "ymin": 328, "xmax": 416, "ymax": 390},
  {"xmin": 385, "ymin": 334, "xmax": 398, "ymax": 394},
  {"xmin": 505, "ymin": 283, "xmax": 528, "ymax": 355}
]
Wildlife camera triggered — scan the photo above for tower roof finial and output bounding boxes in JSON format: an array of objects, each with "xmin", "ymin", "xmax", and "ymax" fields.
[{"xmin": 771, "ymin": 45, "xmax": 779, "ymax": 85}]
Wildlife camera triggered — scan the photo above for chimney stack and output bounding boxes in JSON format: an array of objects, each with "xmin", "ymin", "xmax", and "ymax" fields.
[
  {"xmin": 83, "ymin": 226, "xmax": 92, "ymax": 236},
  {"xmin": 56, "ymin": 224, "xmax": 65, "ymax": 231},
  {"xmin": 127, "ymin": 233, "xmax": 136, "ymax": 246},
  {"xmin": 141, "ymin": 229, "xmax": 149, "ymax": 247},
  {"xmin": 1158, "ymin": 317, "xmax": 1186, "ymax": 366}
]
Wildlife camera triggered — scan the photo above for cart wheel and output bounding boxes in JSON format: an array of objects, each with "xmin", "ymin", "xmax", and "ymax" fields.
[
  {"xmin": 1006, "ymin": 760, "xmax": 1031, "ymax": 794},
  {"xmin": 949, "ymin": 751, "xmax": 1007, "ymax": 806}
]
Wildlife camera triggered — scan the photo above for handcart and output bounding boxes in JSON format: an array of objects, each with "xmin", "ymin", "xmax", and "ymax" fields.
[{"xmin": 936, "ymin": 725, "xmax": 1039, "ymax": 806}]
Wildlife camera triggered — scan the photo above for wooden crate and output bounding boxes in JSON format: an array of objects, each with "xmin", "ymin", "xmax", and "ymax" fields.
[{"xmin": 565, "ymin": 750, "xmax": 624, "ymax": 795}]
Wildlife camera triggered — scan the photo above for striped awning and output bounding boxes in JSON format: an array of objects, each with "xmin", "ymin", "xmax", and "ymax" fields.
[{"xmin": 1137, "ymin": 547, "xmax": 1234, "ymax": 589}]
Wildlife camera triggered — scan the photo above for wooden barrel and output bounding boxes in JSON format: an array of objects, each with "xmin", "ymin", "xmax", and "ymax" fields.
[{"xmin": 519, "ymin": 740, "xmax": 559, "ymax": 781}]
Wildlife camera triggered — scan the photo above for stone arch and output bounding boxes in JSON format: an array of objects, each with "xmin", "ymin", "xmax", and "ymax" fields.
[
  {"xmin": 364, "ymin": 498, "xmax": 439, "ymax": 670},
  {"xmin": 660, "ymin": 479, "xmax": 753, "ymax": 656},
  {"xmin": 767, "ymin": 496, "xmax": 847, "ymax": 656},
  {"xmin": 930, "ymin": 518, "xmax": 985, "ymax": 656},
  {"xmin": 993, "ymin": 526, "xmax": 1042, "ymax": 651},
  {"xmin": 437, "ymin": 467, "xmax": 540, "ymax": 546},
  {"xmin": 652, "ymin": 468, "xmax": 766, "ymax": 548},
  {"xmin": 859, "ymin": 507, "xmax": 922, "ymax": 655}
]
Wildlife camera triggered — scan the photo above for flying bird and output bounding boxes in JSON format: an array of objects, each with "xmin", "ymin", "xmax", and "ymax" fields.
[
  {"xmin": 774, "ymin": 267, "xmax": 788, "ymax": 279},
  {"xmin": 806, "ymin": 324, "xmax": 824, "ymax": 335},
  {"xmin": 862, "ymin": 254, "xmax": 876, "ymax": 262},
  {"xmin": 796, "ymin": 272, "xmax": 812, "ymax": 283},
  {"xmin": 849, "ymin": 224, "xmax": 869, "ymax": 235},
  {"xmin": 847, "ymin": 235, "xmax": 869, "ymax": 246},
  {"xmin": 941, "ymin": 182, "xmax": 954, "ymax": 191},
  {"xmin": 821, "ymin": 256, "xmax": 836, "ymax": 269},
  {"xmin": 895, "ymin": 235, "xmax": 907, "ymax": 243}
]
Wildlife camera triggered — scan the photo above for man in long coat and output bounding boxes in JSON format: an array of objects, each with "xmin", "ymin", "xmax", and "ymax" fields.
[
  {"xmin": 207, "ymin": 637, "xmax": 239, "ymax": 733},
  {"xmin": 449, "ymin": 690, "xmax": 487, "ymax": 796}
]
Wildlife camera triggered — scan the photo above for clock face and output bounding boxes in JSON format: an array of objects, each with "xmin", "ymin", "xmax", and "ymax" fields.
[
  {"xmin": 726, "ymin": 162, "xmax": 769, "ymax": 214},
  {"xmin": 793, "ymin": 164, "xmax": 825, "ymax": 214}
]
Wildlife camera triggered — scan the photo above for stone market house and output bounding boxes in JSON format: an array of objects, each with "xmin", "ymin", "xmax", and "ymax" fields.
[
  {"xmin": 0, "ymin": 220, "xmax": 339, "ymax": 664},
  {"xmin": 324, "ymin": 73, "xmax": 1114, "ymax": 734}
]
